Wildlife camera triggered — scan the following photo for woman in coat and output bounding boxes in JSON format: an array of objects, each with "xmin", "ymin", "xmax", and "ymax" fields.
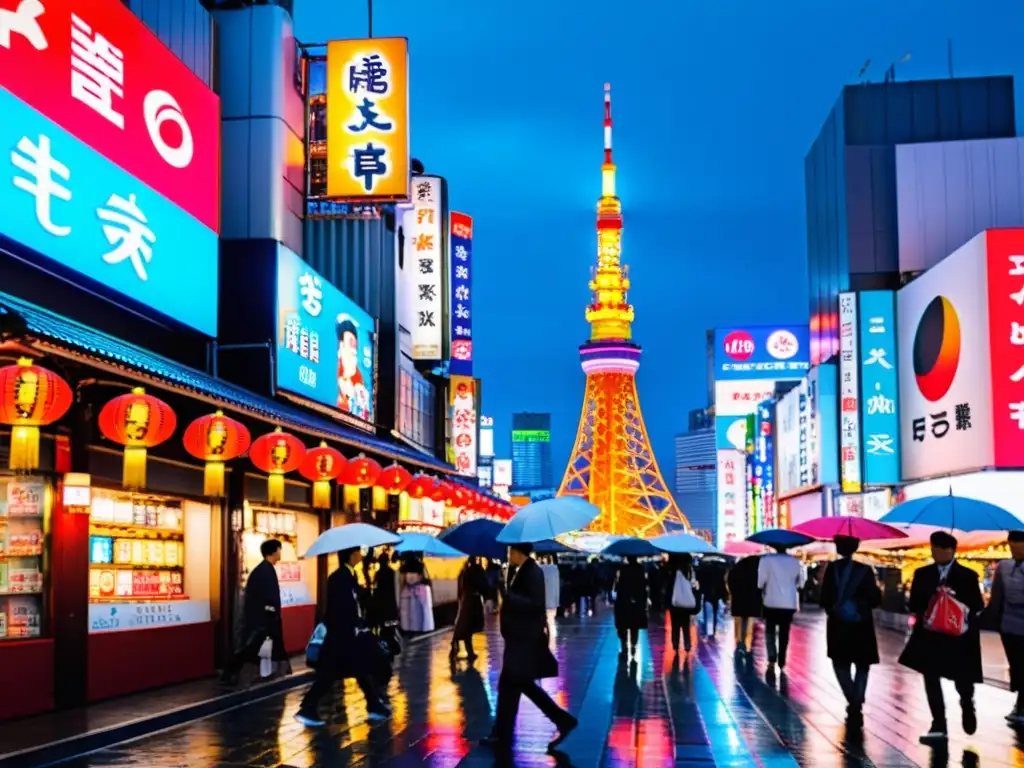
[
  {"xmin": 451, "ymin": 556, "xmax": 487, "ymax": 661},
  {"xmin": 613, "ymin": 555, "xmax": 648, "ymax": 659},
  {"xmin": 399, "ymin": 553, "xmax": 435, "ymax": 634},
  {"xmin": 664, "ymin": 554, "xmax": 700, "ymax": 653},
  {"xmin": 818, "ymin": 536, "xmax": 882, "ymax": 726},
  {"xmin": 727, "ymin": 554, "xmax": 761, "ymax": 656}
]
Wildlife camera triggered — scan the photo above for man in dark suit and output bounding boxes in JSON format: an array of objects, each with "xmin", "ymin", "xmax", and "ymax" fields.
[
  {"xmin": 482, "ymin": 542, "xmax": 578, "ymax": 751},
  {"xmin": 898, "ymin": 531, "xmax": 984, "ymax": 744},
  {"xmin": 221, "ymin": 539, "xmax": 289, "ymax": 684},
  {"xmin": 295, "ymin": 546, "xmax": 389, "ymax": 727}
]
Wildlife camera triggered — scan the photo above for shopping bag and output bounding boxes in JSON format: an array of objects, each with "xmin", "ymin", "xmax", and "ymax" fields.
[
  {"xmin": 305, "ymin": 622, "xmax": 327, "ymax": 669},
  {"xmin": 923, "ymin": 586, "xmax": 969, "ymax": 636},
  {"xmin": 671, "ymin": 572, "xmax": 696, "ymax": 610},
  {"xmin": 257, "ymin": 638, "xmax": 274, "ymax": 678}
]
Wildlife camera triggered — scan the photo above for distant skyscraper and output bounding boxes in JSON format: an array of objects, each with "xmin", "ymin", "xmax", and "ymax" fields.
[
  {"xmin": 674, "ymin": 428, "xmax": 716, "ymax": 538},
  {"xmin": 511, "ymin": 412, "xmax": 553, "ymax": 491}
]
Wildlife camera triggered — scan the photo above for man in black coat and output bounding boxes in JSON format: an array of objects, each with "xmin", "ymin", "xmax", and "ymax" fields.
[
  {"xmin": 482, "ymin": 542, "xmax": 578, "ymax": 752},
  {"xmin": 221, "ymin": 539, "xmax": 289, "ymax": 684},
  {"xmin": 898, "ymin": 531, "xmax": 984, "ymax": 744},
  {"xmin": 819, "ymin": 536, "xmax": 882, "ymax": 727},
  {"xmin": 295, "ymin": 546, "xmax": 389, "ymax": 727},
  {"xmin": 727, "ymin": 555, "xmax": 761, "ymax": 656}
]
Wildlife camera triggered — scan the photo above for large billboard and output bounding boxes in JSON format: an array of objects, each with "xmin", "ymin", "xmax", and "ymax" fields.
[
  {"xmin": 276, "ymin": 247, "xmax": 376, "ymax": 426},
  {"xmin": 714, "ymin": 380, "xmax": 778, "ymax": 452},
  {"xmin": 325, "ymin": 37, "xmax": 409, "ymax": 200},
  {"xmin": 712, "ymin": 326, "xmax": 810, "ymax": 381},
  {"xmin": 898, "ymin": 232, "xmax": 994, "ymax": 480},
  {"xmin": 400, "ymin": 176, "xmax": 446, "ymax": 360},
  {"xmin": 449, "ymin": 212, "xmax": 473, "ymax": 377},
  {"xmin": 858, "ymin": 291, "xmax": 901, "ymax": 485},
  {"xmin": 0, "ymin": 0, "xmax": 220, "ymax": 335},
  {"xmin": 985, "ymin": 229, "xmax": 1024, "ymax": 469},
  {"xmin": 838, "ymin": 293, "xmax": 861, "ymax": 492},
  {"xmin": 449, "ymin": 376, "xmax": 477, "ymax": 477}
]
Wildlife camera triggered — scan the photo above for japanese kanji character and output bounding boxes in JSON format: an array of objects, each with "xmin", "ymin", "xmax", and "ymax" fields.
[
  {"xmin": 1011, "ymin": 402, "xmax": 1024, "ymax": 429},
  {"xmin": 309, "ymin": 331, "xmax": 320, "ymax": 363},
  {"xmin": 454, "ymin": 264, "xmax": 469, "ymax": 280},
  {"xmin": 414, "ymin": 233, "xmax": 435, "ymax": 251},
  {"xmin": 417, "ymin": 257, "xmax": 434, "ymax": 274},
  {"xmin": 866, "ymin": 434, "xmax": 895, "ymax": 455},
  {"xmin": 299, "ymin": 272, "xmax": 323, "ymax": 316},
  {"xmin": 454, "ymin": 244, "xmax": 468, "ymax": 261},
  {"xmin": 97, "ymin": 192, "xmax": 156, "ymax": 281},
  {"xmin": 866, "ymin": 391, "xmax": 895, "ymax": 416},
  {"xmin": 1012, "ymin": 285, "xmax": 1024, "ymax": 306},
  {"xmin": 11, "ymin": 133, "xmax": 71, "ymax": 236},
  {"xmin": 351, "ymin": 143, "xmax": 387, "ymax": 192},
  {"xmin": 931, "ymin": 412, "xmax": 950, "ymax": 438},
  {"xmin": 912, "ymin": 417, "xmax": 926, "ymax": 443},
  {"xmin": 1012, "ymin": 365, "xmax": 1024, "ymax": 384},
  {"xmin": 868, "ymin": 316, "xmax": 885, "ymax": 334},
  {"xmin": 863, "ymin": 348, "xmax": 892, "ymax": 369},
  {"xmin": 0, "ymin": 0, "xmax": 46, "ymax": 51},
  {"xmin": 417, "ymin": 284, "xmax": 436, "ymax": 302},
  {"xmin": 955, "ymin": 402, "xmax": 971, "ymax": 431},
  {"xmin": 347, "ymin": 98, "xmax": 392, "ymax": 133},
  {"xmin": 417, "ymin": 208, "xmax": 434, "ymax": 225},
  {"xmin": 414, "ymin": 181, "xmax": 432, "ymax": 202},
  {"xmin": 455, "ymin": 285, "xmax": 469, "ymax": 301},
  {"xmin": 284, "ymin": 315, "xmax": 300, "ymax": 353},
  {"xmin": 348, "ymin": 54, "xmax": 389, "ymax": 95},
  {"xmin": 71, "ymin": 14, "xmax": 125, "ymax": 128},
  {"xmin": 299, "ymin": 327, "xmax": 310, "ymax": 359},
  {"xmin": 1011, "ymin": 255, "xmax": 1024, "ymax": 276},
  {"xmin": 455, "ymin": 303, "xmax": 469, "ymax": 320},
  {"xmin": 418, "ymin": 310, "xmax": 435, "ymax": 327}
]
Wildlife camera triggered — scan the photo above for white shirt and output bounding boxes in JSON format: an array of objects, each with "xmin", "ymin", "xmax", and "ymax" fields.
[
  {"xmin": 937, "ymin": 561, "xmax": 953, "ymax": 582},
  {"xmin": 758, "ymin": 553, "xmax": 806, "ymax": 611}
]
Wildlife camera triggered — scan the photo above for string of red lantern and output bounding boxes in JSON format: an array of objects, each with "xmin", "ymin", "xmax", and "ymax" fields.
[
  {"xmin": 183, "ymin": 411, "xmax": 251, "ymax": 497},
  {"xmin": 0, "ymin": 358, "xmax": 72, "ymax": 471},
  {"xmin": 98, "ymin": 387, "xmax": 177, "ymax": 490},
  {"xmin": 343, "ymin": 454, "xmax": 382, "ymax": 488},
  {"xmin": 249, "ymin": 427, "xmax": 306, "ymax": 505},
  {"xmin": 377, "ymin": 463, "xmax": 412, "ymax": 495},
  {"xmin": 299, "ymin": 442, "xmax": 346, "ymax": 509}
]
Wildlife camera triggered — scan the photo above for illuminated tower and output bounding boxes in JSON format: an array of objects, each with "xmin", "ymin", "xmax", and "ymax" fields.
[{"xmin": 557, "ymin": 84, "xmax": 690, "ymax": 538}]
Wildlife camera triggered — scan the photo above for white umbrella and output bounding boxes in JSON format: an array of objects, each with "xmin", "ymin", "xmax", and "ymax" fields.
[
  {"xmin": 496, "ymin": 496, "xmax": 600, "ymax": 544},
  {"xmin": 394, "ymin": 532, "xmax": 466, "ymax": 558},
  {"xmin": 650, "ymin": 532, "xmax": 721, "ymax": 555},
  {"xmin": 303, "ymin": 523, "xmax": 399, "ymax": 558}
]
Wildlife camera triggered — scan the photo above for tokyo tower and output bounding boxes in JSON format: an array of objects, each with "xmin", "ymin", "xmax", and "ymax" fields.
[{"xmin": 557, "ymin": 84, "xmax": 690, "ymax": 538}]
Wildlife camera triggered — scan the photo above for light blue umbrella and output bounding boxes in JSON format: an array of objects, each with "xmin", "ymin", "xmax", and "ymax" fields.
[
  {"xmin": 303, "ymin": 523, "xmax": 400, "ymax": 558},
  {"xmin": 650, "ymin": 532, "xmax": 720, "ymax": 555},
  {"xmin": 395, "ymin": 532, "xmax": 466, "ymax": 558},
  {"xmin": 601, "ymin": 537, "xmax": 661, "ymax": 557},
  {"xmin": 496, "ymin": 496, "xmax": 600, "ymax": 544},
  {"xmin": 880, "ymin": 493, "xmax": 1023, "ymax": 533}
]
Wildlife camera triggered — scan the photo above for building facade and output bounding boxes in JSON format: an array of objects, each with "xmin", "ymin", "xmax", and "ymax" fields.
[
  {"xmin": 674, "ymin": 428, "xmax": 716, "ymax": 537},
  {"xmin": 511, "ymin": 412, "xmax": 554, "ymax": 491}
]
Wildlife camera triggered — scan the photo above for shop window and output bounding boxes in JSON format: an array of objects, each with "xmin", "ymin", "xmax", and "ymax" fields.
[
  {"xmin": 242, "ymin": 503, "xmax": 316, "ymax": 607},
  {"xmin": 0, "ymin": 477, "xmax": 50, "ymax": 640}
]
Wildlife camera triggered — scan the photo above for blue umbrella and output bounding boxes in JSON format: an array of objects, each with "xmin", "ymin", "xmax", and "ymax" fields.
[
  {"xmin": 303, "ymin": 523, "xmax": 400, "ymax": 558},
  {"xmin": 601, "ymin": 537, "xmax": 660, "ymax": 557},
  {"xmin": 439, "ymin": 519, "xmax": 506, "ymax": 560},
  {"xmin": 395, "ymin": 532, "xmax": 466, "ymax": 558},
  {"xmin": 746, "ymin": 528, "xmax": 815, "ymax": 548},
  {"xmin": 533, "ymin": 539, "xmax": 577, "ymax": 555},
  {"xmin": 650, "ymin": 532, "xmax": 720, "ymax": 555},
  {"xmin": 880, "ymin": 493, "xmax": 1023, "ymax": 532},
  {"xmin": 496, "ymin": 496, "xmax": 600, "ymax": 544}
]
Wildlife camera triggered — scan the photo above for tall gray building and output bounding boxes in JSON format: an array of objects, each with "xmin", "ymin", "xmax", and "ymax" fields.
[{"xmin": 674, "ymin": 428, "xmax": 716, "ymax": 537}]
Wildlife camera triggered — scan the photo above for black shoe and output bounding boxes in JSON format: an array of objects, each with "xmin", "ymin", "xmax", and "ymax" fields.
[
  {"xmin": 963, "ymin": 703, "xmax": 977, "ymax": 735},
  {"xmin": 548, "ymin": 715, "xmax": 579, "ymax": 750},
  {"xmin": 920, "ymin": 722, "xmax": 948, "ymax": 744}
]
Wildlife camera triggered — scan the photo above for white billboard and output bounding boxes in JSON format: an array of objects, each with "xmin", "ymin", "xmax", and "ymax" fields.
[
  {"xmin": 838, "ymin": 293, "xmax": 862, "ymax": 492},
  {"xmin": 714, "ymin": 380, "xmax": 779, "ymax": 417},
  {"xmin": 493, "ymin": 459, "xmax": 512, "ymax": 487},
  {"xmin": 897, "ymin": 233, "xmax": 994, "ymax": 481},
  {"xmin": 777, "ymin": 373, "xmax": 821, "ymax": 498},
  {"xmin": 716, "ymin": 449, "xmax": 746, "ymax": 548},
  {"xmin": 400, "ymin": 176, "xmax": 444, "ymax": 360},
  {"xmin": 479, "ymin": 427, "xmax": 494, "ymax": 458}
]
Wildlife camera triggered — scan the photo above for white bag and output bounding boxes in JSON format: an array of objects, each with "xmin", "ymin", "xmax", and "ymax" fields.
[
  {"xmin": 258, "ymin": 637, "xmax": 274, "ymax": 678},
  {"xmin": 672, "ymin": 572, "xmax": 696, "ymax": 610}
]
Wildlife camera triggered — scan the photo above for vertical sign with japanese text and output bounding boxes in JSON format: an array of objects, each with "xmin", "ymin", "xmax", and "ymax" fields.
[
  {"xmin": 838, "ymin": 293, "xmax": 862, "ymax": 492},
  {"xmin": 858, "ymin": 290, "xmax": 900, "ymax": 484},
  {"xmin": 406, "ymin": 176, "xmax": 444, "ymax": 359},
  {"xmin": 450, "ymin": 375, "xmax": 477, "ymax": 477},
  {"xmin": 985, "ymin": 229, "xmax": 1024, "ymax": 468},
  {"xmin": 325, "ymin": 37, "xmax": 409, "ymax": 200},
  {"xmin": 752, "ymin": 400, "xmax": 776, "ymax": 530},
  {"xmin": 715, "ymin": 449, "xmax": 745, "ymax": 549},
  {"xmin": 449, "ymin": 212, "xmax": 473, "ymax": 376}
]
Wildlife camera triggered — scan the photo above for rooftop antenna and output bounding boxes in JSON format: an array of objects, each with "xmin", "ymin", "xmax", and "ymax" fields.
[
  {"xmin": 885, "ymin": 51, "xmax": 912, "ymax": 83},
  {"xmin": 857, "ymin": 58, "xmax": 871, "ymax": 83},
  {"xmin": 947, "ymin": 40, "xmax": 955, "ymax": 78}
]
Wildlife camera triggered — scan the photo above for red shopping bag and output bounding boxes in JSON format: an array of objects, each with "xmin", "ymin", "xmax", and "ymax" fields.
[{"xmin": 923, "ymin": 586, "xmax": 969, "ymax": 636}]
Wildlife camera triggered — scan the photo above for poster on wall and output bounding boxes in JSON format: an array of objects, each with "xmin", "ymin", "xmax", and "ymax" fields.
[
  {"xmin": 450, "ymin": 376, "xmax": 477, "ymax": 477},
  {"xmin": 838, "ymin": 293, "xmax": 862, "ymax": 492},
  {"xmin": 751, "ymin": 401, "xmax": 776, "ymax": 530},
  {"xmin": 715, "ymin": 449, "xmax": 746, "ymax": 548},
  {"xmin": 858, "ymin": 290, "xmax": 901, "ymax": 485},
  {"xmin": 404, "ymin": 176, "xmax": 445, "ymax": 360},
  {"xmin": 276, "ymin": 247, "xmax": 376, "ymax": 425},
  {"xmin": 898, "ymin": 233, "xmax": 993, "ymax": 480},
  {"xmin": 449, "ymin": 212, "xmax": 474, "ymax": 376}
]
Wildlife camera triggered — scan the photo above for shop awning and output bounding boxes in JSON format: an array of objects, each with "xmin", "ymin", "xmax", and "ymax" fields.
[{"xmin": 0, "ymin": 292, "xmax": 456, "ymax": 474}]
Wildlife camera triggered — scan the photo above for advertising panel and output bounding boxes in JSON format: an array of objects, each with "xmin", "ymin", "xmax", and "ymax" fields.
[
  {"xmin": 985, "ymin": 229, "xmax": 1024, "ymax": 468},
  {"xmin": 402, "ymin": 176, "xmax": 445, "ymax": 360},
  {"xmin": 276, "ymin": 247, "xmax": 376, "ymax": 425},
  {"xmin": 836, "ymin": 489, "xmax": 891, "ymax": 520},
  {"xmin": 838, "ymin": 293, "xmax": 861, "ymax": 492},
  {"xmin": 325, "ymin": 37, "xmax": 409, "ymax": 200},
  {"xmin": 512, "ymin": 430, "xmax": 551, "ymax": 443},
  {"xmin": 449, "ymin": 376, "xmax": 477, "ymax": 477},
  {"xmin": 449, "ymin": 212, "xmax": 473, "ymax": 377},
  {"xmin": 0, "ymin": 87, "xmax": 218, "ymax": 335},
  {"xmin": 712, "ymin": 326, "xmax": 810, "ymax": 381},
  {"xmin": 479, "ymin": 426, "xmax": 495, "ymax": 458},
  {"xmin": 715, "ymin": 449, "xmax": 746, "ymax": 548},
  {"xmin": 751, "ymin": 400, "xmax": 776, "ymax": 530},
  {"xmin": 0, "ymin": 0, "xmax": 221, "ymax": 233},
  {"xmin": 898, "ymin": 233, "xmax": 992, "ymax": 480},
  {"xmin": 858, "ymin": 291, "xmax": 901, "ymax": 484},
  {"xmin": 776, "ymin": 369, "xmax": 827, "ymax": 499},
  {"xmin": 493, "ymin": 459, "xmax": 512, "ymax": 487}
]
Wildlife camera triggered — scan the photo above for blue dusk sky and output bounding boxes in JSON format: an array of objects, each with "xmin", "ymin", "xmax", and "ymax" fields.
[{"xmin": 294, "ymin": 0, "xmax": 1024, "ymax": 484}]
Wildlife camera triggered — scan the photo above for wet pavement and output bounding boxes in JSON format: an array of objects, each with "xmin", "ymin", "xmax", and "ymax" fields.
[{"xmin": 41, "ymin": 608, "xmax": 1024, "ymax": 767}]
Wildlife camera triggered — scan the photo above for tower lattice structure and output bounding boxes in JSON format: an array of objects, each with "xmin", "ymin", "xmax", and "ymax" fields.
[{"xmin": 557, "ymin": 84, "xmax": 690, "ymax": 538}]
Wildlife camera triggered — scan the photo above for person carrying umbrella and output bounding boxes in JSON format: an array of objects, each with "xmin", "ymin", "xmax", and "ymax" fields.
[
  {"xmin": 818, "ymin": 535, "xmax": 881, "ymax": 727},
  {"xmin": 757, "ymin": 544, "xmax": 806, "ymax": 671},
  {"xmin": 481, "ymin": 542, "xmax": 578, "ymax": 752},
  {"xmin": 613, "ymin": 554, "xmax": 649, "ymax": 659},
  {"xmin": 664, "ymin": 554, "xmax": 700, "ymax": 654},
  {"xmin": 898, "ymin": 530, "xmax": 983, "ymax": 744},
  {"xmin": 697, "ymin": 557, "xmax": 727, "ymax": 639},
  {"xmin": 983, "ymin": 530, "xmax": 1024, "ymax": 725},
  {"xmin": 727, "ymin": 554, "xmax": 761, "ymax": 657},
  {"xmin": 451, "ymin": 556, "xmax": 487, "ymax": 662}
]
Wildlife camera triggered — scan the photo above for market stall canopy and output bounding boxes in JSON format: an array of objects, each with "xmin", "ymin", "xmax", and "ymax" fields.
[
  {"xmin": 650, "ymin": 532, "xmax": 720, "ymax": 555},
  {"xmin": 395, "ymin": 532, "xmax": 466, "ymax": 558},
  {"xmin": 439, "ymin": 519, "xmax": 505, "ymax": 560},
  {"xmin": 601, "ymin": 537, "xmax": 660, "ymax": 558},
  {"xmin": 866, "ymin": 524, "xmax": 1007, "ymax": 551},
  {"xmin": 303, "ymin": 523, "xmax": 399, "ymax": 558},
  {"xmin": 880, "ymin": 492, "xmax": 1023, "ymax": 533},
  {"xmin": 496, "ymin": 496, "xmax": 600, "ymax": 544}
]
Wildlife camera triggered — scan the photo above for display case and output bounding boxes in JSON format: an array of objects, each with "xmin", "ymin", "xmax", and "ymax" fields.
[
  {"xmin": 0, "ymin": 476, "xmax": 50, "ymax": 640},
  {"xmin": 242, "ymin": 503, "xmax": 313, "ymax": 607}
]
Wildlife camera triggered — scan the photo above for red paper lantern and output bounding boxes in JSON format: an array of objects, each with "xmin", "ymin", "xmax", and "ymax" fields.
[
  {"xmin": 343, "ymin": 454, "xmax": 381, "ymax": 488},
  {"xmin": 430, "ymin": 480, "xmax": 453, "ymax": 503},
  {"xmin": 250, "ymin": 427, "xmax": 306, "ymax": 505},
  {"xmin": 377, "ymin": 463, "xmax": 412, "ymax": 495},
  {"xmin": 405, "ymin": 473, "xmax": 437, "ymax": 500},
  {"xmin": 449, "ymin": 483, "xmax": 469, "ymax": 508},
  {"xmin": 99, "ymin": 387, "xmax": 176, "ymax": 489},
  {"xmin": 0, "ymin": 358, "xmax": 72, "ymax": 470},
  {"xmin": 183, "ymin": 411, "xmax": 251, "ymax": 497},
  {"xmin": 299, "ymin": 442, "xmax": 346, "ymax": 509}
]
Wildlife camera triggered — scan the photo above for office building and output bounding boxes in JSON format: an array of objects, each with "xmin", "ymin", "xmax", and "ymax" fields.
[
  {"xmin": 805, "ymin": 75, "xmax": 1016, "ymax": 364},
  {"xmin": 674, "ymin": 428, "xmax": 716, "ymax": 537},
  {"xmin": 511, "ymin": 413, "xmax": 554, "ymax": 491}
]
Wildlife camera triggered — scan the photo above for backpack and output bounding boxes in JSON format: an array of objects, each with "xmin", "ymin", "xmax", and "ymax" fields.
[{"xmin": 305, "ymin": 622, "xmax": 327, "ymax": 668}]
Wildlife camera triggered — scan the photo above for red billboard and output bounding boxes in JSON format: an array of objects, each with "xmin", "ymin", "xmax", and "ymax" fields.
[
  {"xmin": 986, "ymin": 228, "xmax": 1024, "ymax": 468},
  {"xmin": 0, "ymin": 0, "xmax": 220, "ymax": 232}
]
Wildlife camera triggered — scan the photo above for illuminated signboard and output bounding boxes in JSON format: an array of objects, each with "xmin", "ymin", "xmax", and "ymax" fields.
[
  {"xmin": 325, "ymin": 37, "xmax": 409, "ymax": 200},
  {"xmin": 838, "ymin": 293, "xmax": 862, "ymax": 492},
  {"xmin": 402, "ymin": 176, "xmax": 444, "ymax": 360},
  {"xmin": 276, "ymin": 247, "xmax": 376, "ymax": 426},
  {"xmin": 713, "ymin": 326, "xmax": 810, "ymax": 381},
  {"xmin": 450, "ymin": 375, "xmax": 477, "ymax": 477},
  {"xmin": 858, "ymin": 290, "xmax": 900, "ymax": 485},
  {"xmin": 449, "ymin": 212, "xmax": 473, "ymax": 376},
  {"xmin": 512, "ymin": 430, "xmax": 551, "ymax": 443}
]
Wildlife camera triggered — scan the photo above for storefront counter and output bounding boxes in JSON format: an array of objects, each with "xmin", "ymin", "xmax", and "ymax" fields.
[
  {"xmin": 281, "ymin": 604, "xmax": 315, "ymax": 655},
  {"xmin": 0, "ymin": 638, "xmax": 54, "ymax": 719}
]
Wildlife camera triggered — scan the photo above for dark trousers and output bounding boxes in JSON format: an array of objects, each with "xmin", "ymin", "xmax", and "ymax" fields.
[
  {"xmin": 923, "ymin": 676, "xmax": 974, "ymax": 729},
  {"xmin": 300, "ymin": 663, "xmax": 382, "ymax": 715},
  {"xmin": 703, "ymin": 598, "xmax": 721, "ymax": 634},
  {"xmin": 669, "ymin": 608, "xmax": 693, "ymax": 651},
  {"xmin": 222, "ymin": 621, "xmax": 287, "ymax": 677},
  {"xmin": 763, "ymin": 608, "xmax": 795, "ymax": 665},
  {"xmin": 1002, "ymin": 632, "xmax": 1024, "ymax": 707},
  {"xmin": 618, "ymin": 627, "xmax": 639, "ymax": 652},
  {"xmin": 833, "ymin": 661, "xmax": 869, "ymax": 708},
  {"xmin": 494, "ymin": 670, "xmax": 570, "ymax": 741},
  {"xmin": 451, "ymin": 636, "xmax": 476, "ymax": 657}
]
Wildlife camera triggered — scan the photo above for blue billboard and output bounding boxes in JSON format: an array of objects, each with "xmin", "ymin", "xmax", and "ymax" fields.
[
  {"xmin": 276, "ymin": 247, "xmax": 376, "ymax": 424},
  {"xmin": 449, "ymin": 212, "xmax": 473, "ymax": 377},
  {"xmin": 858, "ymin": 291, "xmax": 900, "ymax": 485},
  {"xmin": 713, "ymin": 326, "xmax": 810, "ymax": 381},
  {"xmin": 0, "ymin": 87, "xmax": 218, "ymax": 335},
  {"xmin": 751, "ymin": 400, "xmax": 776, "ymax": 530}
]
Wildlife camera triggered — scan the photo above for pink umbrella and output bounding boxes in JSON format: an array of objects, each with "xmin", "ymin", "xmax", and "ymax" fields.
[
  {"xmin": 792, "ymin": 516, "xmax": 908, "ymax": 541},
  {"xmin": 724, "ymin": 540, "xmax": 764, "ymax": 555}
]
